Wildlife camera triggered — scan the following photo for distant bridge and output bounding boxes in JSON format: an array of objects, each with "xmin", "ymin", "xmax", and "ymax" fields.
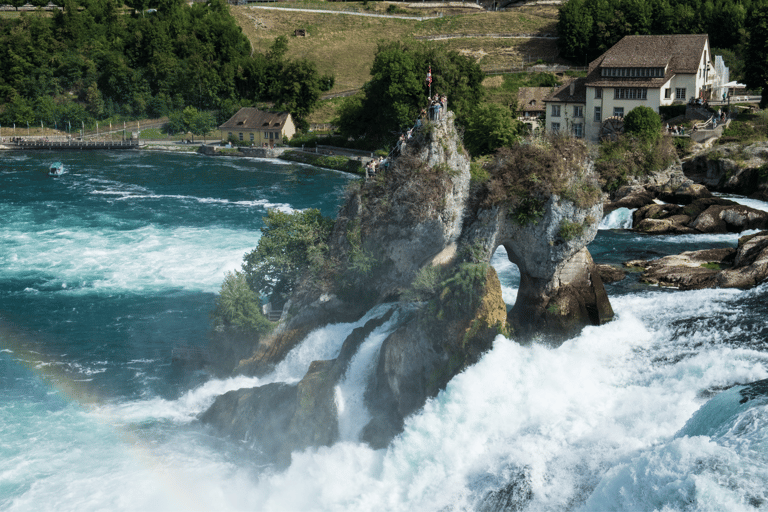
[{"xmin": 8, "ymin": 139, "xmax": 142, "ymax": 150}]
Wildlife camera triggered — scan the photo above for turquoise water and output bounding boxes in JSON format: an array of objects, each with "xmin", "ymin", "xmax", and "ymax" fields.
[{"xmin": 2, "ymin": 151, "xmax": 768, "ymax": 511}]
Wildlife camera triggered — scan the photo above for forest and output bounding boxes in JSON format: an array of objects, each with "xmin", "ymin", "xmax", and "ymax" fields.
[
  {"xmin": 0, "ymin": 0, "xmax": 332, "ymax": 130},
  {"xmin": 558, "ymin": 0, "xmax": 767, "ymax": 65}
]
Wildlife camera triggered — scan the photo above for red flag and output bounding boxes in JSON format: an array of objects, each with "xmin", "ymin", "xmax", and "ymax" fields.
[{"xmin": 426, "ymin": 66, "xmax": 432, "ymax": 86}]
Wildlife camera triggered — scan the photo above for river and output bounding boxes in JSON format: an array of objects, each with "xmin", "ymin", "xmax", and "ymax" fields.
[{"xmin": 1, "ymin": 151, "xmax": 767, "ymax": 511}]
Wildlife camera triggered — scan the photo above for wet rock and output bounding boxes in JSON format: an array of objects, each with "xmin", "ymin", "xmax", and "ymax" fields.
[
  {"xmin": 682, "ymin": 142, "xmax": 768, "ymax": 200},
  {"xmin": 626, "ymin": 231, "xmax": 768, "ymax": 290},
  {"xmin": 633, "ymin": 198, "xmax": 768, "ymax": 235},
  {"xmin": 595, "ymin": 264, "xmax": 626, "ymax": 283}
]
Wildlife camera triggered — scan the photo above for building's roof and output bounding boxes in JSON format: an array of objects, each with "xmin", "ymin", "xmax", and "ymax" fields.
[
  {"xmin": 517, "ymin": 87, "xmax": 551, "ymax": 112},
  {"xmin": 219, "ymin": 108, "xmax": 291, "ymax": 131},
  {"xmin": 586, "ymin": 34, "xmax": 710, "ymax": 88},
  {"xmin": 543, "ymin": 78, "xmax": 587, "ymax": 103}
]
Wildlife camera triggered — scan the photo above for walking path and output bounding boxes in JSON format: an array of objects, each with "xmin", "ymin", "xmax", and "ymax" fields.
[
  {"xmin": 416, "ymin": 32, "xmax": 557, "ymax": 40},
  {"xmin": 247, "ymin": 5, "xmax": 442, "ymax": 20}
]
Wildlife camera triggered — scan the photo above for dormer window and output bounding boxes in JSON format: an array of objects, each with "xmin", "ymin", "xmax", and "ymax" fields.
[{"xmin": 601, "ymin": 67, "xmax": 664, "ymax": 78}]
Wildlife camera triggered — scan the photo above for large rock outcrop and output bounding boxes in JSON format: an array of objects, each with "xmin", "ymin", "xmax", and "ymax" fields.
[
  {"xmin": 626, "ymin": 230, "xmax": 768, "ymax": 290},
  {"xmin": 682, "ymin": 142, "xmax": 768, "ymax": 201},
  {"xmin": 632, "ymin": 197, "xmax": 768, "ymax": 235},
  {"xmin": 604, "ymin": 160, "xmax": 712, "ymax": 216},
  {"xmin": 203, "ymin": 112, "xmax": 614, "ymax": 457}
]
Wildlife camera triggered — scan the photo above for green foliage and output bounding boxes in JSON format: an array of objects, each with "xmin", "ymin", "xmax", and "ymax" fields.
[
  {"xmin": 623, "ymin": 105, "xmax": 662, "ymax": 142},
  {"xmin": 481, "ymin": 135, "xmax": 599, "ymax": 217},
  {"xmin": 512, "ymin": 195, "xmax": 545, "ymax": 225},
  {"xmin": 672, "ymin": 136, "xmax": 693, "ymax": 157},
  {"xmin": 403, "ymin": 265, "xmax": 445, "ymax": 302},
  {"xmin": 432, "ymin": 263, "xmax": 488, "ymax": 320},
  {"xmin": 212, "ymin": 270, "xmax": 274, "ymax": 334},
  {"xmin": 335, "ymin": 41, "xmax": 484, "ymax": 147},
  {"xmin": 720, "ymin": 110, "xmax": 768, "ymax": 144},
  {"xmin": 469, "ymin": 160, "xmax": 490, "ymax": 183},
  {"xmin": 557, "ymin": 0, "xmax": 761, "ymax": 62},
  {"xmin": 462, "ymin": 103, "xmax": 525, "ymax": 157},
  {"xmin": 700, "ymin": 262, "xmax": 725, "ymax": 270},
  {"xmin": 279, "ymin": 151, "xmax": 364, "ymax": 175},
  {"xmin": 745, "ymin": 6, "xmax": 768, "ymax": 108},
  {"xmin": 558, "ymin": 219, "xmax": 585, "ymax": 241},
  {"xmin": 241, "ymin": 209, "xmax": 334, "ymax": 298},
  {"xmin": 595, "ymin": 134, "xmax": 678, "ymax": 191},
  {"xmin": 0, "ymin": 4, "xmax": 331, "ymax": 130}
]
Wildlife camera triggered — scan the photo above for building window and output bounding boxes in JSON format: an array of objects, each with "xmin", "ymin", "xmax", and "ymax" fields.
[
  {"xmin": 594, "ymin": 106, "xmax": 601, "ymax": 122},
  {"xmin": 250, "ymin": 133, "xmax": 254, "ymax": 142},
  {"xmin": 595, "ymin": 88, "xmax": 602, "ymax": 99},
  {"xmin": 551, "ymin": 105, "xmax": 561, "ymax": 117},
  {"xmin": 665, "ymin": 88, "xmax": 671, "ymax": 99},
  {"xmin": 573, "ymin": 123, "xmax": 583, "ymax": 138},
  {"xmin": 264, "ymin": 132, "xmax": 269, "ymax": 139},
  {"xmin": 601, "ymin": 67, "xmax": 664, "ymax": 78},
  {"xmin": 227, "ymin": 132, "xmax": 232, "ymax": 139},
  {"xmin": 238, "ymin": 132, "xmax": 243, "ymax": 141},
  {"xmin": 573, "ymin": 106, "xmax": 583, "ymax": 118},
  {"xmin": 614, "ymin": 88, "xmax": 647, "ymax": 100},
  {"xmin": 551, "ymin": 122, "xmax": 560, "ymax": 133},
  {"xmin": 676, "ymin": 88, "xmax": 687, "ymax": 100},
  {"xmin": 613, "ymin": 107, "xmax": 624, "ymax": 118}
]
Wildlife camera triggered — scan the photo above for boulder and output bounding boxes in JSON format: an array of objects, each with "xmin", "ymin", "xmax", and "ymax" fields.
[
  {"xmin": 626, "ymin": 231, "xmax": 768, "ymax": 290},
  {"xmin": 682, "ymin": 142, "xmax": 768, "ymax": 200},
  {"xmin": 632, "ymin": 197, "xmax": 768, "ymax": 235}
]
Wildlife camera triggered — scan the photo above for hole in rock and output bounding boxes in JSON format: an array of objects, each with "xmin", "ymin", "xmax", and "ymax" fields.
[{"xmin": 490, "ymin": 245, "xmax": 520, "ymax": 312}]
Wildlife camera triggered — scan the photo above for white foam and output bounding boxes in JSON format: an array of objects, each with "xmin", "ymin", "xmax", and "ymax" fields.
[
  {"xmin": 599, "ymin": 207, "xmax": 635, "ymax": 229},
  {"xmin": 94, "ymin": 375, "xmax": 263, "ymax": 424},
  {"xmin": 714, "ymin": 193, "xmax": 768, "ymax": 213},
  {"xmin": 336, "ymin": 311, "xmax": 404, "ymax": 441},
  {"xmin": 1, "ymin": 223, "xmax": 259, "ymax": 294}
]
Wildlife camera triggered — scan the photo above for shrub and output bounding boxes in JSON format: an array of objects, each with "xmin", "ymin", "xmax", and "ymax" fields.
[
  {"xmin": 594, "ymin": 135, "xmax": 677, "ymax": 191},
  {"xmin": 558, "ymin": 219, "xmax": 585, "ymax": 241},
  {"xmin": 623, "ymin": 106, "xmax": 662, "ymax": 142},
  {"xmin": 212, "ymin": 271, "xmax": 273, "ymax": 334},
  {"xmin": 242, "ymin": 209, "xmax": 334, "ymax": 298},
  {"xmin": 480, "ymin": 135, "xmax": 599, "ymax": 219}
]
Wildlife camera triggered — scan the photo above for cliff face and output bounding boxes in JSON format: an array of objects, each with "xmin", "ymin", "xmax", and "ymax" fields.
[{"xmin": 203, "ymin": 112, "xmax": 614, "ymax": 457}]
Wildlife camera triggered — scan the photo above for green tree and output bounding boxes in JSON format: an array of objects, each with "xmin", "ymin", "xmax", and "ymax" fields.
[
  {"xmin": 336, "ymin": 41, "xmax": 483, "ymax": 147},
  {"xmin": 745, "ymin": 6, "xmax": 768, "ymax": 108},
  {"xmin": 558, "ymin": 0, "xmax": 594, "ymax": 61},
  {"xmin": 623, "ymin": 105, "xmax": 662, "ymax": 142},
  {"xmin": 190, "ymin": 110, "xmax": 215, "ymax": 142},
  {"xmin": 463, "ymin": 103, "xmax": 525, "ymax": 156},
  {"xmin": 242, "ymin": 209, "xmax": 334, "ymax": 298},
  {"xmin": 212, "ymin": 270, "xmax": 273, "ymax": 334}
]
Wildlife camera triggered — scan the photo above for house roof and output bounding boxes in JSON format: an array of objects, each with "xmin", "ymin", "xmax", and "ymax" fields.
[
  {"xmin": 586, "ymin": 34, "xmax": 710, "ymax": 88},
  {"xmin": 543, "ymin": 78, "xmax": 587, "ymax": 103},
  {"xmin": 219, "ymin": 108, "xmax": 292, "ymax": 131},
  {"xmin": 517, "ymin": 87, "xmax": 551, "ymax": 112}
]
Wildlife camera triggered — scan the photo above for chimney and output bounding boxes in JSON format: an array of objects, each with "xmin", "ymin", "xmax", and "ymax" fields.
[{"xmin": 569, "ymin": 81, "xmax": 575, "ymax": 97}]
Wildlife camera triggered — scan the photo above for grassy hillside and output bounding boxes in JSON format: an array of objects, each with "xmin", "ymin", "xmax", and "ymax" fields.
[{"xmin": 230, "ymin": 2, "xmax": 560, "ymax": 98}]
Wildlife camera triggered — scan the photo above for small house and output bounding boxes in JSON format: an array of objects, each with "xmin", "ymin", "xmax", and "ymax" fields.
[{"xmin": 219, "ymin": 108, "xmax": 296, "ymax": 146}]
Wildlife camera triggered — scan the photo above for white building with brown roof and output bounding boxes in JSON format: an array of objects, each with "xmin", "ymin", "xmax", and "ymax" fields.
[
  {"xmin": 219, "ymin": 108, "xmax": 296, "ymax": 146},
  {"xmin": 543, "ymin": 79, "xmax": 587, "ymax": 138},
  {"xmin": 516, "ymin": 87, "xmax": 551, "ymax": 132},
  {"xmin": 544, "ymin": 34, "xmax": 717, "ymax": 141}
]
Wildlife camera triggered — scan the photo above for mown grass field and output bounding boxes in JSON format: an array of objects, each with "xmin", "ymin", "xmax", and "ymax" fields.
[{"xmin": 230, "ymin": 2, "xmax": 560, "ymax": 96}]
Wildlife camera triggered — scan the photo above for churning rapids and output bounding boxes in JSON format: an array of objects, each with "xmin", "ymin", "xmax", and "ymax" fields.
[{"xmin": 2, "ymin": 152, "xmax": 768, "ymax": 511}]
